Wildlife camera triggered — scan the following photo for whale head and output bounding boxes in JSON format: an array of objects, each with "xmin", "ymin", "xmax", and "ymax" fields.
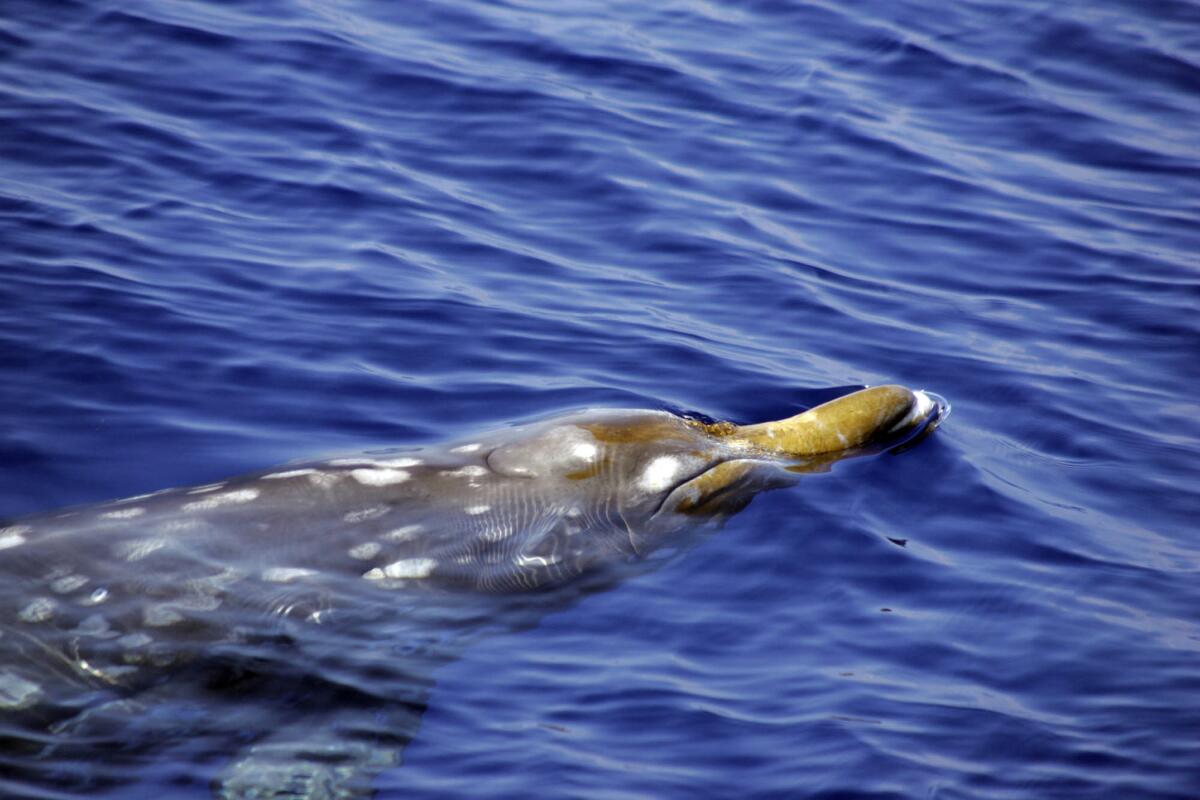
[
  {"xmin": 434, "ymin": 385, "xmax": 947, "ymax": 589},
  {"xmin": 651, "ymin": 384, "xmax": 946, "ymax": 519}
]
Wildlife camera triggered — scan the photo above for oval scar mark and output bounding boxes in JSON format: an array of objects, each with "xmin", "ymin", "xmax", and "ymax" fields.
[
  {"xmin": 364, "ymin": 558, "xmax": 437, "ymax": 580},
  {"xmin": 371, "ymin": 457, "xmax": 422, "ymax": 468},
  {"xmin": 73, "ymin": 614, "xmax": 113, "ymax": 638},
  {"xmin": 0, "ymin": 671, "xmax": 43, "ymax": 710},
  {"xmin": 176, "ymin": 594, "xmax": 222, "ymax": 611},
  {"xmin": 262, "ymin": 567, "xmax": 317, "ymax": 583},
  {"xmin": 351, "ymin": 468, "xmax": 410, "ymax": 486},
  {"xmin": 348, "ymin": 542, "xmax": 381, "ymax": 560},
  {"xmin": 19, "ymin": 598, "xmax": 57, "ymax": 623},
  {"xmin": 118, "ymin": 632, "xmax": 153, "ymax": 649},
  {"xmin": 383, "ymin": 525, "xmax": 422, "ymax": 541},
  {"xmin": 307, "ymin": 472, "xmax": 339, "ymax": 487},
  {"xmin": 101, "ymin": 507, "xmax": 146, "ymax": 520},
  {"xmin": 51, "ymin": 574, "xmax": 89, "ymax": 594},
  {"xmin": 83, "ymin": 588, "xmax": 110, "ymax": 605},
  {"xmin": 465, "ymin": 505, "xmax": 490, "ymax": 515},
  {"xmin": 144, "ymin": 606, "xmax": 184, "ymax": 627},
  {"xmin": 0, "ymin": 525, "xmax": 30, "ymax": 550},
  {"xmin": 182, "ymin": 488, "xmax": 260, "ymax": 512},
  {"xmin": 639, "ymin": 456, "xmax": 680, "ymax": 491}
]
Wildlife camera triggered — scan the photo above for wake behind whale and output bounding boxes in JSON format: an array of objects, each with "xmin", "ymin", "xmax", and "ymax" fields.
[{"xmin": 0, "ymin": 386, "xmax": 946, "ymax": 798}]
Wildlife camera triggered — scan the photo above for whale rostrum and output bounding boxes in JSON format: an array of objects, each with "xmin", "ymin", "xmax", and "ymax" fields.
[{"xmin": 0, "ymin": 385, "xmax": 947, "ymax": 798}]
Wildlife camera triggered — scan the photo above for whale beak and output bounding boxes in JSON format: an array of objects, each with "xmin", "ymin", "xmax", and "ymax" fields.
[{"xmin": 732, "ymin": 385, "xmax": 944, "ymax": 458}]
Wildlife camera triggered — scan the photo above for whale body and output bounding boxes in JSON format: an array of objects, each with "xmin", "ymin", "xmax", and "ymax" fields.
[{"xmin": 0, "ymin": 385, "xmax": 946, "ymax": 798}]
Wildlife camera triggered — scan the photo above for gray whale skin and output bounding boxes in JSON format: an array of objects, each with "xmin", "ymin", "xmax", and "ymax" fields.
[{"xmin": 0, "ymin": 385, "xmax": 946, "ymax": 798}]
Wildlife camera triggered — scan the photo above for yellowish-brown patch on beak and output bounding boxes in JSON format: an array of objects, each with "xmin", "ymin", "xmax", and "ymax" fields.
[
  {"xmin": 730, "ymin": 385, "xmax": 925, "ymax": 457},
  {"xmin": 670, "ymin": 460, "xmax": 760, "ymax": 515}
]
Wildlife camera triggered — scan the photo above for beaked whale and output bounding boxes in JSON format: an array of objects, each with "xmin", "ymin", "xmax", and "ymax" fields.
[{"xmin": 0, "ymin": 385, "xmax": 946, "ymax": 798}]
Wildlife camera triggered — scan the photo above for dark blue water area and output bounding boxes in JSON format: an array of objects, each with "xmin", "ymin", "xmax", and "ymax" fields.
[{"xmin": 2, "ymin": 0, "xmax": 1199, "ymax": 797}]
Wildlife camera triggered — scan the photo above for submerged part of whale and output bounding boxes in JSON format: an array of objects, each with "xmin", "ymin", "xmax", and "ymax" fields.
[{"xmin": 0, "ymin": 385, "xmax": 946, "ymax": 798}]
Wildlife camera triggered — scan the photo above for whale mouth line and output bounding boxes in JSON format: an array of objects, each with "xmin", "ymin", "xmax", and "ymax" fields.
[
  {"xmin": 921, "ymin": 390, "xmax": 952, "ymax": 428},
  {"xmin": 884, "ymin": 390, "xmax": 950, "ymax": 455},
  {"xmin": 910, "ymin": 390, "xmax": 950, "ymax": 435},
  {"xmin": 651, "ymin": 455, "xmax": 780, "ymax": 517}
]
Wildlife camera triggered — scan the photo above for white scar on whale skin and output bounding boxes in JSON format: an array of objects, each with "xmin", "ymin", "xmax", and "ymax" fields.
[
  {"xmin": 363, "ymin": 558, "xmax": 437, "ymax": 580},
  {"xmin": 116, "ymin": 538, "xmax": 168, "ymax": 562},
  {"xmin": 0, "ymin": 671, "xmax": 43, "ymax": 710},
  {"xmin": 83, "ymin": 588, "xmax": 110, "ymax": 605},
  {"xmin": 117, "ymin": 489, "xmax": 170, "ymax": 504},
  {"xmin": 144, "ymin": 606, "xmax": 184, "ymax": 627},
  {"xmin": 176, "ymin": 594, "xmax": 222, "ymax": 612},
  {"xmin": 186, "ymin": 483, "xmax": 226, "ymax": 495},
  {"xmin": 343, "ymin": 506, "xmax": 389, "ymax": 523},
  {"xmin": 465, "ymin": 505, "xmax": 490, "ymax": 515},
  {"xmin": 330, "ymin": 457, "xmax": 421, "ymax": 468},
  {"xmin": 440, "ymin": 466, "xmax": 488, "ymax": 479},
  {"xmin": 348, "ymin": 542, "xmax": 381, "ymax": 560},
  {"xmin": 639, "ymin": 456, "xmax": 680, "ymax": 492},
  {"xmin": 118, "ymin": 632, "xmax": 154, "ymax": 649},
  {"xmin": 18, "ymin": 598, "xmax": 57, "ymax": 623},
  {"xmin": 156, "ymin": 519, "xmax": 204, "ymax": 534},
  {"xmin": 101, "ymin": 507, "xmax": 146, "ymax": 520},
  {"xmin": 307, "ymin": 472, "xmax": 339, "ymax": 488},
  {"xmin": 451, "ymin": 443, "xmax": 481, "ymax": 453},
  {"xmin": 383, "ymin": 525, "xmax": 422, "ymax": 541},
  {"xmin": 262, "ymin": 469, "xmax": 319, "ymax": 480},
  {"xmin": 262, "ymin": 567, "xmax": 317, "ymax": 583},
  {"xmin": 371, "ymin": 457, "xmax": 422, "ymax": 468},
  {"xmin": 50, "ymin": 574, "xmax": 89, "ymax": 594},
  {"xmin": 73, "ymin": 614, "xmax": 112, "ymax": 638},
  {"xmin": 0, "ymin": 525, "xmax": 31, "ymax": 550},
  {"xmin": 182, "ymin": 489, "xmax": 260, "ymax": 513},
  {"xmin": 350, "ymin": 468, "xmax": 410, "ymax": 486}
]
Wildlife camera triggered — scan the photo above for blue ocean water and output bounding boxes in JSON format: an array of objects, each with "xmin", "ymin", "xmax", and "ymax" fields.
[{"xmin": 2, "ymin": 0, "xmax": 1198, "ymax": 797}]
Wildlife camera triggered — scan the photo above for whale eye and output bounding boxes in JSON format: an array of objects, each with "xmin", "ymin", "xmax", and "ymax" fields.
[{"xmin": 487, "ymin": 425, "xmax": 601, "ymax": 479}]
